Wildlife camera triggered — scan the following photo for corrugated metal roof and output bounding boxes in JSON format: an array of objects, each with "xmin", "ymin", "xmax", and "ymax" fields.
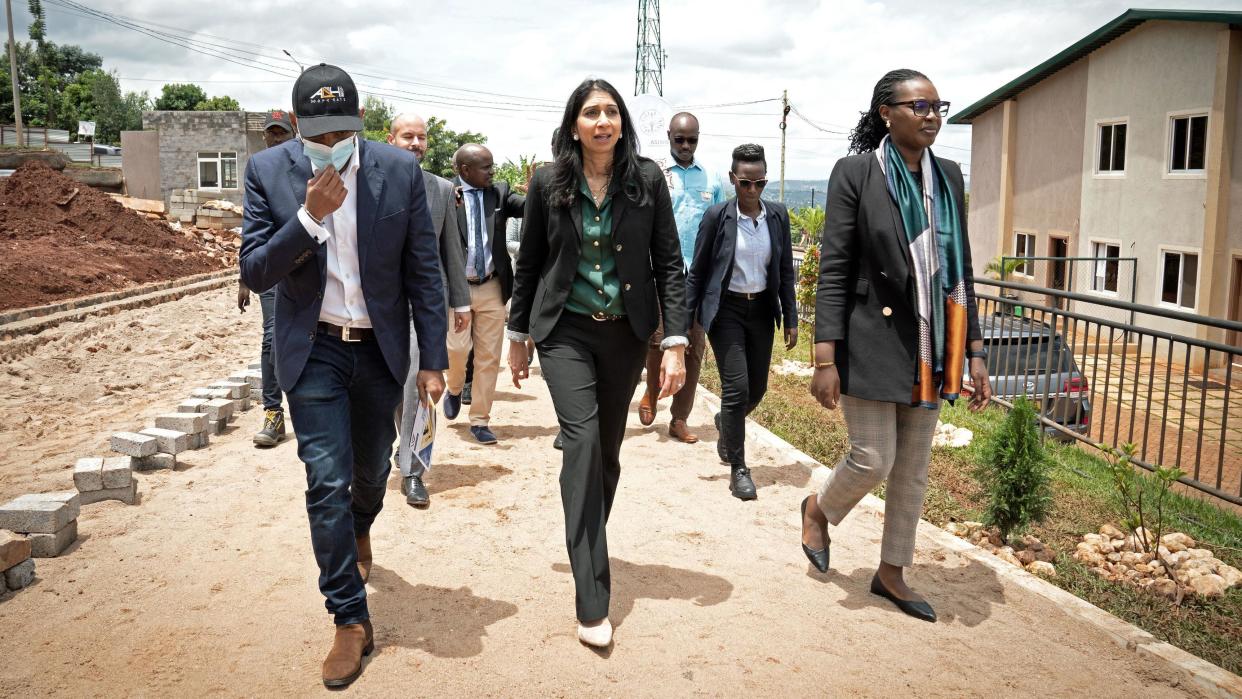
[{"xmin": 949, "ymin": 9, "xmax": 1242, "ymax": 125}]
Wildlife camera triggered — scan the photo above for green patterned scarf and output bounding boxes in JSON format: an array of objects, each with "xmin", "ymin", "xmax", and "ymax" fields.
[{"xmin": 877, "ymin": 135, "xmax": 968, "ymax": 407}]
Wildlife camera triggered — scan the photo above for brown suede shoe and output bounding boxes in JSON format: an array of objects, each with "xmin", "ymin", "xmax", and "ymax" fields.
[
  {"xmin": 668, "ymin": 419, "xmax": 700, "ymax": 444},
  {"xmin": 356, "ymin": 535, "xmax": 372, "ymax": 584},
  {"xmin": 638, "ymin": 390, "xmax": 657, "ymax": 426},
  {"xmin": 322, "ymin": 620, "xmax": 374, "ymax": 688}
]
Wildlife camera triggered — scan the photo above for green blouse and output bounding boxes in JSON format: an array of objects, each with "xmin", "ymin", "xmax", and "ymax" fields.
[{"xmin": 565, "ymin": 178, "xmax": 626, "ymax": 317}]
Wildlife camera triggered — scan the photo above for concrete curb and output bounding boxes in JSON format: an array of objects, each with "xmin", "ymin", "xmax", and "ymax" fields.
[
  {"xmin": 695, "ymin": 389, "xmax": 1242, "ymax": 699},
  {"xmin": 0, "ymin": 270, "xmax": 236, "ymax": 341}
]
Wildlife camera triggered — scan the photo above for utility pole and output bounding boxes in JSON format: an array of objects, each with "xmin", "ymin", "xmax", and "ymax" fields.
[
  {"xmin": 779, "ymin": 89, "xmax": 789, "ymax": 203},
  {"xmin": 5, "ymin": 0, "xmax": 23, "ymax": 147}
]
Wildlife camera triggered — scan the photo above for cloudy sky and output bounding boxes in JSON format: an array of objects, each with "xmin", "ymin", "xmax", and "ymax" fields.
[{"xmin": 17, "ymin": 0, "xmax": 1241, "ymax": 183}]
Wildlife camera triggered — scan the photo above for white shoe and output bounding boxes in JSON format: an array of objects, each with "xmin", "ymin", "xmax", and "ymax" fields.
[{"xmin": 577, "ymin": 618, "xmax": 613, "ymax": 648}]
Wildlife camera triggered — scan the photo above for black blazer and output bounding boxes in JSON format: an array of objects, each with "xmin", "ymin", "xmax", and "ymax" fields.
[
  {"xmin": 455, "ymin": 179, "xmax": 525, "ymax": 302},
  {"xmin": 686, "ymin": 200, "xmax": 797, "ymax": 333},
  {"xmin": 239, "ymin": 139, "xmax": 447, "ymax": 391},
  {"xmin": 508, "ymin": 159, "xmax": 687, "ymax": 344},
  {"xmin": 815, "ymin": 152, "xmax": 982, "ymax": 404}
]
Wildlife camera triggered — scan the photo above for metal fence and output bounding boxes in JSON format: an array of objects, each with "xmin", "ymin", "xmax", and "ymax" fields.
[
  {"xmin": 975, "ymin": 278, "xmax": 1242, "ymax": 506},
  {"xmin": 1001, "ymin": 255, "xmax": 1138, "ymax": 328},
  {"xmin": 0, "ymin": 125, "xmax": 71, "ymax": 146}
]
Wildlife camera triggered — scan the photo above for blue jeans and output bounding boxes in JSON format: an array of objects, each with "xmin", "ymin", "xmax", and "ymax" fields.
[
  {"xmin": 285, "ymin": 332, "xmax": 402, "ymax": 625},
  {"xmin": 258, "ymin": 289, "xmax": 283, "ymax": 411}
]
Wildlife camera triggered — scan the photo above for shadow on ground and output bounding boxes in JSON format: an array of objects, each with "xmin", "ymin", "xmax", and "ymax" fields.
[
  {"xmin": 813, "ymin": 557, "xmax": 1005, "ymax": 628},
  {"xmin": 552, "ymin": 558, "xmax": 733, "ymax": 627},
  {"xmin": 367, "ymin": 564, "xmax": 519, "ymax": 658},
  {"xmin": 386, "ymin": 462, "xmax": 512, "ymax": 496}
]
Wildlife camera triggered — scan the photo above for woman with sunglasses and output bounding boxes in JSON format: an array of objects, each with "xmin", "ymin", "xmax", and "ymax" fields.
[
  {"xmin": 506, "ymin": 78, "xmax": 688, "ymax": 648},
  {"xmin": 799, "ymin": 69, "xmax": 991, "ymax": 622},
  {"xmin": 686, "ymin": 143, "xmax": 797, "ymax": 501}
]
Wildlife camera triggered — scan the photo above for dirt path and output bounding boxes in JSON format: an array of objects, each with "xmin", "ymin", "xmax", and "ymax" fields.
[{"xmin": 0, "ymin": 286, "xmax": 1210, "ymax": 697}]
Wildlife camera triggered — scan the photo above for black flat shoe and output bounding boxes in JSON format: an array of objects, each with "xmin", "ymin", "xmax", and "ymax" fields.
[
  {"xmin": 800, "ymin": 495, "xmax": 829, "ymax": 573},
  {"xmin": 869, "ymin": 574, "xmax": 936, "ymax": 622}
]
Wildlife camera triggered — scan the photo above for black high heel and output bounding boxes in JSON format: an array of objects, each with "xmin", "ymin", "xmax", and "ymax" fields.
[
  {"xmin": 800, "ymin": 495, "xmax": 830, "ymax": 573},
  {"xmin": 869, "ymin": 574, "xmax": 937, "ymax": 622}
]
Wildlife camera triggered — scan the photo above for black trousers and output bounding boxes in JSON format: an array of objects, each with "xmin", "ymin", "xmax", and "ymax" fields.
[
  {"xmin": 538, "ymin": 312, "xmax": 645, "ymax": 622},
  {"xmin": 707, "ymin": 294, "xmax": 776, "ymax": 468}
]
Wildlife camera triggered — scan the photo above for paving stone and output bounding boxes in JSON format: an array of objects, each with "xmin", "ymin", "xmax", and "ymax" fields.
[
  {"xmin": 154, "ymin": 412, "xmax": 208, "ymax": 434},
  {"xmin": 178, "ymin": 397, "xmax": 209, "ymax": 413},
  {"xmin": 208, "ymin": 381, "xmax": 249, "ymax": 399},
  {"xmin": 208, "ymin": 419, "xmax": 225, "ymax": 435},
  {"xmin": 28, "ymin": 520, "xmax": 77, "ymax": 557},
  {"xmin": 200, "ymin": 398, "xmax": 234, "ymax": 422},
  {"xmin": 79, "ymin": 481, "xmax": 137, "ymax": 506},
  {"xmin": 100, "ymin": 458, "xmax": 133, "ymax": 489},
  {"xmin": 189, "ymin": 431, "xmax": 211, "ymax": 450},
  {"xmin": 72, "ymin": 458, "xmax": 104, "ymax": 492},
  {"xmin": 0, "ymin": 494, "xmax": 79, "ymax": 534},
  {"xmin": 138, "ymin": 427, "xmax": 190, "ymax": 455},
  {"xmin": 132, "ymin": 454, "xmax": 176, "ymax": 472},
  {"xmin": 232, "ymin": 395, "xmax": 251, "ymax": 413},
  {"xmin": 4, "ymin": 558, "xmax": 35, "ymax": 590},
  {"xmin": 190, "ymin": 387, "xmax": 233, "ymax": 400},
  {"xmin": 110, "ymin": 431, "xmax": 158, "ymax": 457},
  {"xmin": 0, "ymin": 531, "xmax": 32, "ymax": 572}
]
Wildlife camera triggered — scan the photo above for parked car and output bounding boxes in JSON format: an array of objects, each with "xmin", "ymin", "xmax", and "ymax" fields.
[
  {"xmin": 963, "ymin": 313, "xmax": 1091, "ymax": 439},
  {"xmin": 92, "ymin": 144, "xmax": 121, "ymax": 156}
]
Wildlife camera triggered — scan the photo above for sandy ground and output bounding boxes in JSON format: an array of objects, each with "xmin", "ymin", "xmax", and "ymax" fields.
[{"xmin": 0, "ymin": 286, "xmax": 1211, "ymax": 697}]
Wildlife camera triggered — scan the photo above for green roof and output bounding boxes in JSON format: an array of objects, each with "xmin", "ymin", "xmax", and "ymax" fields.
[{"xmin": 949, "ymin": 8, "xmax": 1242, "ymax": 125}]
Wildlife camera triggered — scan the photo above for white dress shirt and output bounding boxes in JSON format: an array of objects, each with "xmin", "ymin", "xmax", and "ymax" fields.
[
  {"xmin": 296, "ymin": 149, "xmax": 371, "ymax": 328},
  {"xmin": 729, "ymin": 202, "xmax": 772, "ymax": 294},
  {"xmin": 460, "ymin": 181, "xmax": 494, "ymax": 279}
]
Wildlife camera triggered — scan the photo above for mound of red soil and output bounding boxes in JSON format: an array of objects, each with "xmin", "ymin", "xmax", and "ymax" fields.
[{"xmin": 0, "ymin": 162, "xmax": 229, "ymax": 311}]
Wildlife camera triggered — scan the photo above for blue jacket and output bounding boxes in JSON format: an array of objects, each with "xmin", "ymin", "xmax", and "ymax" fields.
[{"xmin": 239, "ymin": 138, "xmax": 447, "ymax": 391}]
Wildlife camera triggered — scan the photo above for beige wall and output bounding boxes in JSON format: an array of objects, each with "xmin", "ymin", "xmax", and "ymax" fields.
[
  {"xmin": 120, "ymin": 130, "xmax": 160, "ymax": 201},
  {"xmin": 1010, "ymin": 57, "xmax": 1089, "ymax": 281},
  {"xmin": 1078, "ymin": 21, "xmax": 1220, "ymax": 327},
  {"xmin": 966, "ymin": 107, "xmax": 1002, "ymax": 280}
]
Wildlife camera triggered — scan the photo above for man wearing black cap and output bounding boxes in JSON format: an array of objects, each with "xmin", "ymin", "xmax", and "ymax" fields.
[
  {"xmin": 239, "ymin": 64, "xmax": 447, "ymax": 688},
  {"xmin": 238, "ymin": 109, "xmax": 298, "ymax": 448}
]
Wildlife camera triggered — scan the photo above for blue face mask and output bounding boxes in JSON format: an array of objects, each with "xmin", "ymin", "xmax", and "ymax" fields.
[{"xmin": 302, "ymin": 134, "xmax": 356, "ymax": 171}]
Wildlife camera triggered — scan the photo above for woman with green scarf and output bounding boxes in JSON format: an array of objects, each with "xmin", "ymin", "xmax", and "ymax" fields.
[{"xmin": 799, "ymin": 69, "xmax": 992, "ymax": 622}]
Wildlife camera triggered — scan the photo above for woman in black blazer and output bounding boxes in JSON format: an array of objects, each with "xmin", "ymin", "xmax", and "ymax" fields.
[
  {"xmin": 686, "ymin": 144, "xmax": 797, "ymax": 501},
  {"xmin": 505, "ymin": 78, "xmax": 688, "ymax": 649},
  {"xmin": 799, "ymin": 70, "xmax": 992, "ymax": 622}
]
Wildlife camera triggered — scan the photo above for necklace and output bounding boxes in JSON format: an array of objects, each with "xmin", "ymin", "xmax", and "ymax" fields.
[{"xmin": 590, "ymin": 171, "xmax": 611, "ymax": 205}]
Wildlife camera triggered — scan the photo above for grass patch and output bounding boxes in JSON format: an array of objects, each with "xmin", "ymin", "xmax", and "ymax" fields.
[{"xmin": 701, "ymin": 322, "xmax": 1242, "ymax": 674}]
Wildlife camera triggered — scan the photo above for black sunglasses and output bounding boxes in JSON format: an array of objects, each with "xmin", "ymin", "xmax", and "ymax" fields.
[
  {"xmin": 672, "ymin": 135, "xmax": 699, "ymax": 145},
  {"xmin": 733, "ymin": 177, "xmax": 768, "ymax": 190},
  {"xmin": 889, "ymin": 99, "xmax": 951, "ymax": 118}
]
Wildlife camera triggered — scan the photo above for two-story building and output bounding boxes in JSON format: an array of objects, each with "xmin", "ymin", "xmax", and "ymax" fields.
[{"xmin": 951, "ymin": 9, "xmax": 1241, "ymax": 344}]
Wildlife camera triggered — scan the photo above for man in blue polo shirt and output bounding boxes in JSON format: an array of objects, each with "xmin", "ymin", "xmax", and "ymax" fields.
[{"xmin": 638, "ymin": 112, "xmax": 728, "ymax": 443}]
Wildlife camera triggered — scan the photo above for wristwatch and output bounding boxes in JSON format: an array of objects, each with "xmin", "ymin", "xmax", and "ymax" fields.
[{"xmin": 967, "ymin": 349, "xmax": 988, "ymax": 361}]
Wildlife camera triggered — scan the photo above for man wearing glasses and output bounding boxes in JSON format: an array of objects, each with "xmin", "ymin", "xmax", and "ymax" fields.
[{"xmin": 639, "ymin": 112, "xmax": 728, "ymax": 443}]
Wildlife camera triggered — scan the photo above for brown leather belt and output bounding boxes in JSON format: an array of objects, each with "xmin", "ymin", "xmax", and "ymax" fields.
[
  {"xmin": 724, "ymin": 290, "xmax": 763, "ymax": 300},
  {"xmin": 317, "ymin": 322, "xmax": 376, "ymax": 343}
]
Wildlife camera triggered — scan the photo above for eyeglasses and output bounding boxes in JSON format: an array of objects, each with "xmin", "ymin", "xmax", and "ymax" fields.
[
  {"xmin": 672, "ymin": 135, "xmax": 698, "ymax": 145},
  {"xmin": 733, "ymin": 177, "xmax": 768, "ymax": 190},
  {"xmin": 888, "ymin": 99, "xmax": 951, "ymax": 118}
]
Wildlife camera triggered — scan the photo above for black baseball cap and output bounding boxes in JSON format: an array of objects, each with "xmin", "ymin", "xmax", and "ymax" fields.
[
  {"xmin": 291, "ymin": 63, "xmax": 363, "ymax": 138},
  {"xmin": 262, "ymin": 109, "xmax": 294, "ymax": 133}
]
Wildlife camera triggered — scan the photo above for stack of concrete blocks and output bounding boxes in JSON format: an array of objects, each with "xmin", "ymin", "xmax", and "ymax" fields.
[
  {"xmin": 168, "ymin": 188, "xmax": 243, "ymax": 226},
  {"xmin": 195, "ymin": 200, "xmax": 243, "ymax": 231},
  {"xmin": 1, "ymin": 530, "xmax": 35, "ymax": 593},
  {"xmin": 110, "ymin": 430, "xmax": 175, "ymax": 471},
  {"xmin": 153, "ymin": 412, "xmax": 210, "ymax": 454},
  {"xmin": 178, "ymin": 396, "xmax": 234, "ymax": 436},
  {"xmin": 72, "ymin": 457, "xmax": 138, "ymax": 504},
  {"xmin": 0, "ymin": 492, "xmax": 80, "ymax": 558},
  {"xmin": 230, "ymin": 367, "xmax": 264, "ymax": 405}
]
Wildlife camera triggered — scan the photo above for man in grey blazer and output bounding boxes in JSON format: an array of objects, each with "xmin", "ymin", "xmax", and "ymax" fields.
[{"xmin": 388, "ymin": 112, "xmax": 471, "ymax": 507}]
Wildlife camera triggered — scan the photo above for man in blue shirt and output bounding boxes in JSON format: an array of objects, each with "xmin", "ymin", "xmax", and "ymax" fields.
[{"xmin": 638, "ymin": 112, "xmax": 728, "ymax": 443}]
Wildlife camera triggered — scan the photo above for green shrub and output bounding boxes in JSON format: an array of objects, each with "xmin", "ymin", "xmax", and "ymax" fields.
[{"xmin": 975, "ymin": 397, "xmax": 1053, "ymax": 541}]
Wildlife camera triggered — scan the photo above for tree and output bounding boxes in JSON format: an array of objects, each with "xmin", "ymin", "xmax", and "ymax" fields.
[
  {"xmin": 421, "ymin": 116, "xmax": 486, "ymax": 179},
  {"xmin": 154, "ymin": 83, "xmax": 208, "ymax": 111},
  {"xmin": 789, "ymin": 206, "xmax": 825, "ymax": 246},
  {"xmin": 195, "ymin": 95, "xmax": 241, "ymax": 111},
  {"xmin": 361, "ymin": 95, "xmax": 394, "ymax": 141},
  {"xmin": 975, "ymin": 396, "xmax": 1053, "ymax": 542}
]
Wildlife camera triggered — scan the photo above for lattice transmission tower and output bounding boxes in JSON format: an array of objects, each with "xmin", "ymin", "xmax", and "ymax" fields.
[{"xmin": 634, "ymin": 0, "xmax": 667, "ymax": 96}]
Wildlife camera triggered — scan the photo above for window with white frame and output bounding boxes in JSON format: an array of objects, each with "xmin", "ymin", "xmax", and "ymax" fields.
[
  {"xmin": 1159, "ymin": 250, "xmax": 1198, "ymax": 309},
  {"xmin": 1097, "ymin": 122, "xmax": 1127, "ymax": 173},
  {"xmin": 1169, "ymin": 115, "xmax": 1207, "ymax": 172},
  {"xmin": 197, "ymin": 151, "xmax": 238, "ymax": 189},
  {"xmin": 1091, "ymin": 241, "xmax": 1120, "ymax": 294},
  {"xmin": 1013, "ymin": 232, "xmax": 1036, "ymax": 276}
]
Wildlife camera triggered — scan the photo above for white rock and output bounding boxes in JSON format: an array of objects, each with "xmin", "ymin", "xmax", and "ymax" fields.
[
  {"xmin": 1185, "ymin": 548, "xmax": 1213, "ymax": 560},
  {"xmin": 1217, "ymin": 564, "xmax": 1242, "ymax": 588},
  {"xmin": 1189, "ymin": 574, "xmax": 1227, "ymax": 598},
  {"xmin": 1160, "ymin": 532, "xmax": 1195, "ymax": 553},
  {"xmin": 1026, "ymin": 561, "xmax": 1056, "ymax": 578},
  {"xmin": 1098, "ymin": 524, "xmax": 1125, "ymax": 540}
]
